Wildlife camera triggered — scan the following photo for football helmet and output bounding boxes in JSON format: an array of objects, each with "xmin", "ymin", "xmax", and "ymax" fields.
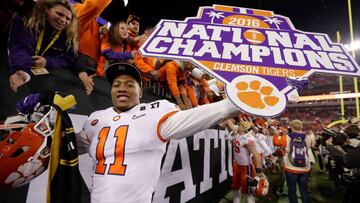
[
  {"xmin": 251, "ymin": 174, "xmax": 269, "ymax": 196},
  {"xmin": 0, "ymin": 106, "xmax": 54, "ymax": 189}
]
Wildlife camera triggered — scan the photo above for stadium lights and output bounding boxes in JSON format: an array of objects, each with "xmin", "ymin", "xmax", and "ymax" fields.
[
  {"xmin": 123, "ymin": 0, "xmax": 128, "ymax": 6},
  {"xmin": 344, "ymin": 40, "xmax": 360, "ymax": 51}
]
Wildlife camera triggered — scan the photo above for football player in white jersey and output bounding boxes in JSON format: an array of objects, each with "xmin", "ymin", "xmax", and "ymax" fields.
[
  {"xmin": 225, "ymin": 119, "xmax": 264, "ymax": 203},
  {"xmin": 77, "ymin": 63, "xmax": 241, "ymax": 203},
  {"xmin": 253, "ymin": 126, "xmax": 272, "ymax": 166}
]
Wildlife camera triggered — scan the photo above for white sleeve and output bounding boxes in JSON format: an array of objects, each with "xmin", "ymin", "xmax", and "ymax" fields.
[
  {"xmin": 240, "ymin": 134, "xmax": 256, "ymax": 146},
  {"xmin": 24, "ymin": 72, "xmax": 31, "ymax": 83},
  {"xmin": 258, "ymin": 139, "xmax": 272, "ymax": 155},
  {"xmin": 160, "ymin": 99, "xmax": 241, "ymax": 140},
  {"xmin": 308, "ymin": 148, "xmax": 316, "ymax": 163}
]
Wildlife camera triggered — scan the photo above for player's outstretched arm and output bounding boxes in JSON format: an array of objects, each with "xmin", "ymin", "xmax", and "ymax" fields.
[
  {"xmin": 159, "ymin": 99, "xmax": 241, "ymax": 140},
  {"xmin": 225, "ymin": 119, "xmax": 238, "ymax": 134}
]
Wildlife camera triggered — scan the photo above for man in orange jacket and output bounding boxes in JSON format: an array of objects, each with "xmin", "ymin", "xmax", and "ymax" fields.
[
  {"xmin": 71, "ymin": 0, "xmax": 112, "ymax": 95},
  {"xmin": 157, "ymin": 60, "xmax": 194, "ymax": 110}
]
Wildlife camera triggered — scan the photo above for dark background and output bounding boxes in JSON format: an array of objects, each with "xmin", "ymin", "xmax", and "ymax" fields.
[{"xmin": 103, "ymin": 0, "xmax": 360, "ymax": 47}]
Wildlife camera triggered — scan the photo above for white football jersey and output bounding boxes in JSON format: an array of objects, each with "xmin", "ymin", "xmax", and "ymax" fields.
[
  {"xmin": 81, "ymin": 100, "xmax": 179, "ymax": 203},
  {"xmin": 255, "ymin": 133, "xmax": 266, "ymax": 153},
  {"xmin": 266, "ymin": 134, "xmax": 275, "ymax": 154},
  {"xmin": 232, "ymin": 132, "xmax": 255, "ymax": 165}
]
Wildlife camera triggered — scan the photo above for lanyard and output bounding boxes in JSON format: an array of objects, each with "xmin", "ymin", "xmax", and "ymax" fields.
[{"xmin": 34, "ymin": 29, "xmax": 62, "ymax": 56}]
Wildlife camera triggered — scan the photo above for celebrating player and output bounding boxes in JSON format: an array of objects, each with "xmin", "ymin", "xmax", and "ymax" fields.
[
  {"xmin": 76, "ymin": 63, "xmax": 241, "ymax": 203},
  {"xmin": 225, "ymin": 119, "xmax": 267, "ymax": 203}
]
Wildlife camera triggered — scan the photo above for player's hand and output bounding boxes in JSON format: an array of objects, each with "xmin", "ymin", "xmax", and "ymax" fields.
[
  {"xmin": 178, "ymin": 102, "xmax": 186, "ymax": 110},
  {"xmin": 174, "ymin": 96, "xmax": 186, "ymax": 110},
  {"xmin": 32, "ymin": 56, "xmax": 47, "ymax": 67},
  {"xmin": 79, "ymin": 72, "xmax": 95, "ymax": 95},
  {"xmin": 9, "ymin": 70, "xmax": 28, "ymax": 92},
  {"xmin": 225, "ymin": 119, "xmax": 233, "ymax": 125}
]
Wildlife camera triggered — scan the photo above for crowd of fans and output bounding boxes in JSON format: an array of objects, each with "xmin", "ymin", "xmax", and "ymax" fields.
[{"xmin": 3, "ymin": 0, "xmax": 226, "ymax": 110}]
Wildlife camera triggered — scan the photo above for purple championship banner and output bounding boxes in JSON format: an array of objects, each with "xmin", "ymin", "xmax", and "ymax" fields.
[{"xmin": 140, "ymin": 4, "xmax": 360, "ymax": 117}]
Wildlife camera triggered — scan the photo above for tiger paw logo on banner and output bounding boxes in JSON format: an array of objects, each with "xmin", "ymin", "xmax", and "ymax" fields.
[{"xmin": 139, "ymin": 4, "xmax": 360, "ymax": 117}]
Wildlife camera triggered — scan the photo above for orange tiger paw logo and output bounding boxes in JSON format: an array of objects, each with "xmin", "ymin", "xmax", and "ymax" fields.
[{"xmin": 236, "ymin": 80, "xmax": 279, "ymax": 109}]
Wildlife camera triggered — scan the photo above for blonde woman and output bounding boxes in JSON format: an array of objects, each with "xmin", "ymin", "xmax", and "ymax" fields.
[
  {"xmin": 8, "ymin": 0, "xmax": 78, "ymax": 92},
  {"xmin": 284, "ymin": 119, "xmax": 311, "ymax": 203}
]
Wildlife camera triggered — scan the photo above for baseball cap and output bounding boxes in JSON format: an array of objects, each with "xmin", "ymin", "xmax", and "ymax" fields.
[
  {"xmin": 105, "ymin": 63, "xmax": 142, "ymax": 86},
  {"xmin": 207, "ymin": 79, "xmax": 220, "ymax": 96},
  {"xmin": 191, "ymin": 68, "xmax": 204, "ymax": 80}
]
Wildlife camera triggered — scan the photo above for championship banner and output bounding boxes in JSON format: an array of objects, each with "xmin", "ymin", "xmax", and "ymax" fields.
[{"xmin": 140, "ymin": 4, "xmax": 360, "ymax": 117}]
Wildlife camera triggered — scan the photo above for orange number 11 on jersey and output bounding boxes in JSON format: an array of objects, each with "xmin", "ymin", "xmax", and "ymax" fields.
[{"xmin": 95, "ymin": 126, "xmax": 128, "ymax": 175}]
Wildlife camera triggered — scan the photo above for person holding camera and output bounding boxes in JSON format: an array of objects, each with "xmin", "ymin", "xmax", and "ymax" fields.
[
  {"xmin": 325, "ymin": 124, "xmax": 360, "ymax": 168},
  {"xmin": 325, "ymin": 124, "xmax": 360, "ymax": 203}
]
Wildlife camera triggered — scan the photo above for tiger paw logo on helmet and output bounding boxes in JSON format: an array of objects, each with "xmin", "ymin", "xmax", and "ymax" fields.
[
  {"xmin": 0, "ymin": 108, "xmax": 54, "ymax": 189},
  {"xmin": 252, "ymin": 175, "xmax": 269, "ymax": 196}
]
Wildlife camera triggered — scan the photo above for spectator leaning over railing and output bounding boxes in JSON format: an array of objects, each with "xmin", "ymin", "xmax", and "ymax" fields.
[
  {"xmin": 8, "ymin": 0, "xmax": 78, "ymax": 92},
  {"xmin": 96, "ymin": 21, "xmax": 137, "ymax": 77},
  {"xmin": 71, "ymin": 0, "xmax": 112, "ymax": 95},
  {"xmin": 187, "ymin": 67, "xmax": 207, "ymax": 107},
  {"xmin": 157, "ymin": 60, "xmax": 194, "ymax": 110}
]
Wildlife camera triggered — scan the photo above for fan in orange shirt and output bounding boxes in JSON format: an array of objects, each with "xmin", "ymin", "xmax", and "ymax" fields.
[
  {"xmin": 157, "ymin": 60, "xmax": 195, "ymax": 110},
  {"xmin": 188, "ymin": 68, "xmax": 208, "ymax": 106},
  {"xmin": 72, "ymin": 0, "xmax": 112, "ymax": 95},
  {"xmin": 96, "ymin": 21, "xmax": 137, "ymax": 77},
  {"xmin": 268, "ymin": 119, "xmax": 287, "ymax": 195}
]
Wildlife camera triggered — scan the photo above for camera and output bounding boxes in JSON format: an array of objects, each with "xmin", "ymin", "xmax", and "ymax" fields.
[
  {"xmin": 322, "ymin": 129, "xmax": 348, "ymax": 146},
  {"xmin": 322, "ymin": 128, "xmax": 360, "ymax": 202}
]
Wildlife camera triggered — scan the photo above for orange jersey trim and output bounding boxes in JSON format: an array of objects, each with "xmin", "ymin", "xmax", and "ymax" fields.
[{"xmin": 156, "ymin": 111, "xmax": 179, "ymax": 142}]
